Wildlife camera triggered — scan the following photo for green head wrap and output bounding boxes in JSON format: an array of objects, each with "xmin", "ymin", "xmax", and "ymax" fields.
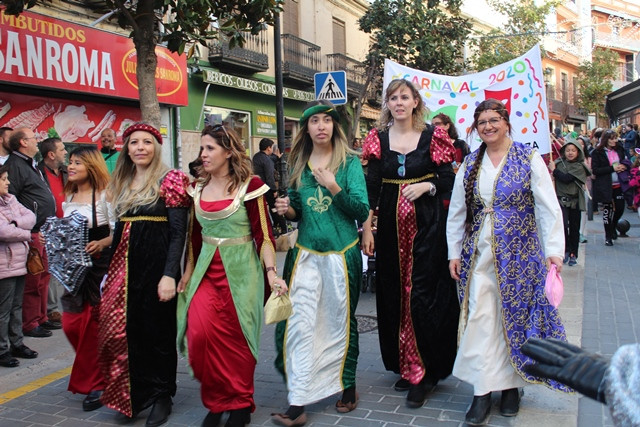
[{"xmin": 300, "ymin": 104, "xmax": 340, "ymax": 126}]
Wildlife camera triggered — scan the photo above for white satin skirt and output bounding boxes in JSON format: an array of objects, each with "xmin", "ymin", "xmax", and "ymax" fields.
[{"xmin": 284, "ymin": 249, "xmax": 350, "ymax": 406}]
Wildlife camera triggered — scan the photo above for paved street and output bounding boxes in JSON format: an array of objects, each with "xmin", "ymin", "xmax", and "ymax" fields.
[{"xmin": 0, "ymin": 209, "xmax": 638, "ymax": 426}]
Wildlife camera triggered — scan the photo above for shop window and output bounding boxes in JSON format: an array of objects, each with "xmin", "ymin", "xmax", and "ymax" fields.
[{"xmin": 203, "ymin": 106, "xmax": 251, "ymax": 152}]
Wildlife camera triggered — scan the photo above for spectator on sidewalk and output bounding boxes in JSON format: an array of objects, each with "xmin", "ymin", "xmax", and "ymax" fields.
[
  {"xmin": 4, "ymin": 127, "xmax": 56, "ymax": 338},
  {"xmin": 38, "ymin": 137, "xmax": 68, "ymax": 328},
  {"xmin": 252, "ymin": 138, "xmax": 287, "ymax": 236},
  {"xmin": 0, "ymin": 127, "xmax": 13, "ymax": 166},
  {"xmin": 548, "ymin": 135, "xmax": 591, "ymax": 266},
  {"xmin": 447, "ymin": 99, "xmax": 569, "ymax": 426},
  {"xmin": 100, "ymin": 128, "xmax": 119, "ymax": 174},
  {"xmin": 60, "ymin": 147, "xmax": 113, "ymax": 412},
  {"xmin": 622, "ymin": 124, "xmax": 637, "ymax": 160},
  {"xmin": 591, "ymin": 129, "xmax": 629, "ymax": 246},
  {"xmin": 0, "ymin": 164, "xmax": 38, "ymax": 368}
]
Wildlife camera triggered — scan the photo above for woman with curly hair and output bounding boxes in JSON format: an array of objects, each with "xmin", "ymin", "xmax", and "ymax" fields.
[{"xmin": 177, "ymin": 125, "xmax": 284, "ymax": 427}]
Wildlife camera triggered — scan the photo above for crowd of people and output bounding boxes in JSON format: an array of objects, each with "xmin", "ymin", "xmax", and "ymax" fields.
[{"xmin": 0, "ymin": 79, "xmax": 638, "ymax": 427}]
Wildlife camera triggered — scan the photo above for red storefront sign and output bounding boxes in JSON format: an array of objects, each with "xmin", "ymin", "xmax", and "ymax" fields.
[
  {"xmin": 0, "ymin": 91, "xmax": 141, "ymax": 146},
  {"xmin": 0, "ymin": 9, "xmax": 187, "ymax": 105}
]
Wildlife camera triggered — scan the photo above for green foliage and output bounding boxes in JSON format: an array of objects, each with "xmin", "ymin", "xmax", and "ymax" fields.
[
  {"xmin": 359, "ymin": 0, "xmax": 471, "ymax": 77},
  {"xmin": 576, "ymin": 48, "xmax": 618, "ymax": 122},
  {"xmin": 471, "ymin": 0, "xmax": 561, "ymax": 71}
]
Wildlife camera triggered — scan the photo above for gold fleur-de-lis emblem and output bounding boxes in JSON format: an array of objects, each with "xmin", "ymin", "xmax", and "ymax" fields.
[{"xmin": 307, "ymin": 186, "xmax": 332, "ymax": 213}]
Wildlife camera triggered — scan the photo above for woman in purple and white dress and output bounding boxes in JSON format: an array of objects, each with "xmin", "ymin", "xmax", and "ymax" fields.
[{"xmin": 447, "ymin": 99, "xmax": 569, "ymax": 426}]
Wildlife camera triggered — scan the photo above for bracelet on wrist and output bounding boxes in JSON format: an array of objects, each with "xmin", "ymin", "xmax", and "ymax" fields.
[{"xmin": 266, "ymin": 266, "xmax": 277, "ymax": 274}]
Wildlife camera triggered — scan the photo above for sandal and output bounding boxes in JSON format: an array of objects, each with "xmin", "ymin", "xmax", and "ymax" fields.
[
  {"xmin": 271, "ymin": 412, "xmax": 307, "ymax": 426},
  {"xmin": 335, "ymin": 392, "xmax": 359, "ymax": 413}
]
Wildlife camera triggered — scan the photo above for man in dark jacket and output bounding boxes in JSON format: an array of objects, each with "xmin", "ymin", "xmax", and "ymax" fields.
[
  {"xmin": 5, "ymin": 127, "xmax": 56, "ymax": 338},
  {"xmin": 37, "ymin": 137, "xmax": 68, "ymax": 328},
  {"xmin": 252, "ymin": 138, "xmax": 287, "ymax": 236}
]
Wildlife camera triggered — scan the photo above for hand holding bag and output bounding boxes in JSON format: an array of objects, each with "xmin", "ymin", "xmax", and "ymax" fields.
[
  {"xmin": 26, "ymin": 246, "xmax": 45, "ymax": 275},
  {"xmin": 264, "ymin": 291, "xmax": 292, "ymax": 324},
  {"xmin": 545, "ymin": 264, "xmax": 564, "ymax": 308}
]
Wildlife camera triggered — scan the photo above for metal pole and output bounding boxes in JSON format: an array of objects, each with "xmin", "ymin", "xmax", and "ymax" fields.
[{"xmin": 273, "ymin": 13, "xmax": 288, "ymax": 194}]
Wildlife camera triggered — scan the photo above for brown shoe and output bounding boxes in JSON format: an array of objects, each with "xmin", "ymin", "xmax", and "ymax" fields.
[
  {"xmin": 335, "ymin": 392, "xmax": 359, "ymax": 413},
  {"xmin": 271, "ymin": 412, "xmax": 307, "ymax": 426},
  {"xmin": 48, "ymin": 311, "xmax": 62, "ymax": 322}
]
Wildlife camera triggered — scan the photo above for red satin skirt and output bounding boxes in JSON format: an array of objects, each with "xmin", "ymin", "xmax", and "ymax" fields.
[
  {"xmin": 63, "ymin": 303, "xmax": 105, "ymax": 394},
  {"xmin": 187, "ymin": 249, "xmax": 256, "ymax": 412}
]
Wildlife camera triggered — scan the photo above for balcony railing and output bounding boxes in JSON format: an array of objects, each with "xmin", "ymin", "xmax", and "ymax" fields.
[
  {"xmin": 281, "ymin": 34, "xmax": 321, "ymax": 86},
  {"xmin": 208, "ymin": 31, "xmax": 269, "ymax": 73},
  {"xmin": 326, "ymin": 53, "xmax": 366, "ymax": 96}
]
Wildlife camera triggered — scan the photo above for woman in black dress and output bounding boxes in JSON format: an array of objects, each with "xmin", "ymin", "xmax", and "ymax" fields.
[{"xmin": 361, "ymin": 79, "xmax": 459, "ymax": 408}]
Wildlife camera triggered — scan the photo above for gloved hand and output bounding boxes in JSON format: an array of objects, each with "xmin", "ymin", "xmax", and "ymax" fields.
[{"xmin": 522, "ymin": 338, "xmax": 609, "ymax": 403}]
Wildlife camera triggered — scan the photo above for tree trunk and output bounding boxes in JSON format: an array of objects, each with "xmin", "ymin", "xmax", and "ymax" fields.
[{"xmin": 133, "ymin": 4, "xmax": 161, "ymax": 127}]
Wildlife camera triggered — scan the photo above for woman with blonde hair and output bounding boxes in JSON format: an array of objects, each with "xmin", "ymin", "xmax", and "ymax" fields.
[
  {"xmin": 361, "ymin": 79, "xmax": 459, "ymax": 408},
  {"xmin": 60, "ymin": 146, "xmax": 112, "ymax": 412},
  {"xmin": 176, "ymin": 124, "xmax": 283, "ymax": 427},
  {"xmin": 98, "ymin": 123, "xmax": 190, "ymax": 426},
  {"xmin": 271, "ymin": 100, "xmax": 369, "ymax": 426}
]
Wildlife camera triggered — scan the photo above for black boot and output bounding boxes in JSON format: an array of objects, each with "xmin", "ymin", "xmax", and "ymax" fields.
[
  {"xmin": 406, "ymin": 378, "xmax": 436, "ymax": 408},
  {"xmin": 465, "ymin": 393, "xmax": 491, "ymax": 426},
  {"xmin": 499, "ymin": 388, "xmax": 521, "ymax": 417},
  {"xmin": 202, "ymin": 411, "xmax": 222, "ymax": 427},
  {"xmin": 146, "ymin": 396, "xmax": 172, "ymax": 427},
  {"xmin": 225, "ymin": 407, "xmax": 250, "ymax": 427}
]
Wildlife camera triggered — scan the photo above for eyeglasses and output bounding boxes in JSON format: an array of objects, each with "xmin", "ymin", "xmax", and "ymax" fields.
[
  {"xmin": 397, "ymin": 154, "xmax": 406, "ymax": 177},
  {"xmin": 477, "ymin": 117, "xmax": 504, "ymax": 128}
]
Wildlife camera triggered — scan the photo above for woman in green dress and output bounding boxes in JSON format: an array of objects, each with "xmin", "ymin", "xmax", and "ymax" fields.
[{"xmin": 271, "ymin": 101, "xmax": 370, "ymax": 426}]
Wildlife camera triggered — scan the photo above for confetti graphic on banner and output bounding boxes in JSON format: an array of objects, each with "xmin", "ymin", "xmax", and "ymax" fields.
[{"xmin": 383, "ymin": 44, "xmax": 550, "ymax": 154}]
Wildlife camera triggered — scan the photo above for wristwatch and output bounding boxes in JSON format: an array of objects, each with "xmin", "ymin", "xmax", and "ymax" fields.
[{"xmin": 428, "ymin": 183, "xmax": 437, "ymax": 196}]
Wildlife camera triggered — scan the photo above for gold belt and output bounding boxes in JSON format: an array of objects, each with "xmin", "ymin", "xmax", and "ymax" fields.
[
  {"xmin": 382, "ymin": 173, "xmax": 435, "ymax": 185},
  {"xmin": 202, "ymin": 234, "xmax": 252, "ymax": 246},
  {"xmin": 120, "ymin": 215, "xmax": 168, "ymax": 222}
]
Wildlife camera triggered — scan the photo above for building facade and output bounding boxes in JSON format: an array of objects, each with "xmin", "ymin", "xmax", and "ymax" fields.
[{"xmin": 178, "ymin": 0, "xmax": 373, "ymax": 169}]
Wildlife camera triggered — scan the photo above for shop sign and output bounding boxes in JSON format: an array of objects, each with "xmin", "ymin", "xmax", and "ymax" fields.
[
  {"xmin": 0, "ymin": 90, "xmax": 141, "ymax": 145},
  {"xmin": 256, "ymin": 110, "xmax": 276, "ymax": 136},
  {"xmin": 0, "ymin": 9, "xmax": 187, "ymax": 105},
  {"xmin": 203, "ymin": 68, "xmax": 314, "ymax": 102}
]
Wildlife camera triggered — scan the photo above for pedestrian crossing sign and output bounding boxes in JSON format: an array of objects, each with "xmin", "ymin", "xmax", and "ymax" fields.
[{"xmin": 314, "ymin": 71, "xmax": 347, "ymax": 105}]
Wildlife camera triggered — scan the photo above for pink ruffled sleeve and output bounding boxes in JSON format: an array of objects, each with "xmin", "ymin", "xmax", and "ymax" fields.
[
  {"xmin": 362, "ymin": 128, "xmax": 382, "ymax": 160},
  {"xmin": 430, "ymin": 126, "xmax": 456, "ymax": 165},
  {"xmin": 160, "ymin": 169, "xmax": 191, "ymax": 208}
]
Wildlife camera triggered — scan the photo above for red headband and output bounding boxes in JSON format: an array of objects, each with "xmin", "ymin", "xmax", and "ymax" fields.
[{"xmin": 122, "ymin": 123, "xmax": 163, "ymax": 145}]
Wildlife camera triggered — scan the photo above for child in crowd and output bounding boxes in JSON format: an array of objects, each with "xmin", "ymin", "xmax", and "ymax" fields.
[{"xmin": 549, "ymin": 136, "xmax": 591, "ymax": 266}]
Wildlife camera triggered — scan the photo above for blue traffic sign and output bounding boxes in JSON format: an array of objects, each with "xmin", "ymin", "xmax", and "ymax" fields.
[{"xmin": 314, "ymin": 71, "xmax": 347, "ymax": 105}]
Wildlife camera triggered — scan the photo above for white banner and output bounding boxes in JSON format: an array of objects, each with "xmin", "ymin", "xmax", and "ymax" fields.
[{"xmin": 383, "ymin": 44, "xmax": 550, "ymax": 154}]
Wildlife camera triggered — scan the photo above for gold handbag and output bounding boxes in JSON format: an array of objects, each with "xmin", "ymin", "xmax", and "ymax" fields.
[{"xmin": 264, "ymin": 291, "xmax": 292, "ymax": 325}]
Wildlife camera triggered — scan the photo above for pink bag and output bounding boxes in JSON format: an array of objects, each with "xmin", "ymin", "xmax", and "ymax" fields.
[{"xmin": 544, "ymin": 264, "xmax": 564, "ymax": 308}]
